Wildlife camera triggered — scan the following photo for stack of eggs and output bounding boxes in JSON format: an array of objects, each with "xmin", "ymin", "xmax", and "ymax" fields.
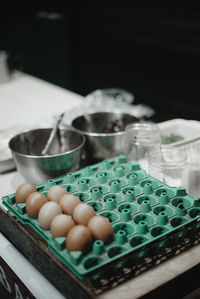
[{"xmin": 15, "ymin": 182, "xmax": 114, "ymax": 253}]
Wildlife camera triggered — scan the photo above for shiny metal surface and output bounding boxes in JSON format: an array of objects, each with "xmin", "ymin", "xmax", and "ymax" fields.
[
  {"xmin": 9, "ymin": 128, "xmax": 85, "ymax": 184},
  {"xmin": 41, "ymin": 113, "xmax": 65, "ymax": 156},
  {"xmin": 71, "ymin": 112, "xmax": 138, "ymax": 162}
]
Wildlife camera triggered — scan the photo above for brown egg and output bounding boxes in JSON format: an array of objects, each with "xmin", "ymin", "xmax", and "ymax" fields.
[
  {"xmin": 88, "ymin": 215, "xmax": 114, "ymax": 244},
  {"xmin": 66, "ymin": 224, "xmax": 93, "ymax": 252},
  {"xmin": 73, "ymin": 203, "xmax": 96, "ymax": 225},
  {"xmin": 59, "ymin": 193, "xmax": 81, "ymax": 215},
  {"xmin": 50, "ymin": 214, "xmax": 75, "ymax": 238},
  {"xmin": 15, "ymin": 182, "xmax": 37, "ymax": 204},
  {"xmin": 47, "ymin": 185, "xmax": 67, "ymax": 203},
  {"xmin": 38, "ymin": 201, "xmax": 62, "ymax": 230},
  {"xmin": 25, "ymin": 192, "xmax": 48, "ymax": 218}
]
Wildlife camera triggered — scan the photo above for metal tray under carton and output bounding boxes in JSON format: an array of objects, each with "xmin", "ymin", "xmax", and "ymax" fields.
[
  {"xmin": 2, "ymin": 155, "xmax": 200, "ymax": 294},
  {"xmin": 158, "ymin": 118, "xmax": 200, "ymax": 146}
]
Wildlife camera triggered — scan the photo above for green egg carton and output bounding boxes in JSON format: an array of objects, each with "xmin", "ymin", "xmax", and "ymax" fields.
[{"xmin": 2, "ymin": 155, "xmax": 200, "ymax": 285}]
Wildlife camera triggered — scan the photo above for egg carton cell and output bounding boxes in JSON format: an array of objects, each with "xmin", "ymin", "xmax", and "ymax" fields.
[
  {"xmin": 153, "ymin": 205, "xmax": 174, "ymax": 217},
  {"xmin": 139, "ymin": 178, "xmax": 162, "ymax": 190},
  {"xmin": 155, "ymin": 186, "xmax": 176, "ymax": 199},
  {"xmin": 84, "ymin": 256, "xmax": 104, "ymax": 270},
  {"xmin": 189, "ymin": 207, "xmax": 200, "ymax": 218},
  {"xmin": 74, "ymin": 192, "xmax": 90, "ymax": 202},
  {"xmin": 88, "ymin": 201, "xmax": 104, "ymax": 212},
  {"xmin": 133, "ymin": 213, "xmax": 155, "ymax": 226},
  {"xmin": 137, "ymin": 194, "xmax": 158, "ymax": 206},
  {"xmin": 99, "ymin": 211, "xmax": 119, "ymax": 224},
  {"xmin": 122, "ymin": 185, "xmax": 143, "ymax": 197},
  {"xmin": 96, "ymin": 171, "xmax": 112, "ymax": 183},
  {"xmin": 78, "ymin": 177, "xmax": 95, "ymax": 186},
  {"xmin": 115, "ymin": 230, "xmax": 127, "ymax": 244},
  {"xmin": 193, "ymin": 197, "xmax": 200, "ymax": 207},
  {"xmin": 170, "ymin": 216, "xmax": 188, "ymax": 228},
  {"xmin": 108, "ymin": 178, "xmax": 127, "ymax": 191},
  {"xmin": 113, "ymin": 221, "xmax": 135, "ymax": 236},
  {"xmin": 126, "ymin": 169, "xmax": 147, "ymax": 182},
  {"xmin": 63, "ymin": 184, "xmax": 78, "ymax": 193},
  {"xmin": 2, "ymin": 154, "xmax": 200, "ymax": 284},
  {"xmin": 130, "ymin": 235, "xmax": 150, "ymax": 247},
  {"xmin": 103, "ymin": 193, "xmax": 124, "ymax": 205},
  {"xmin": 150, "ymin": 225, "xmax": 170, "ymax": 238},
  {"xmin": 90, "ymin": 185, "xmax": 109, "ymax": 200},
  {"xmin": 171, "ymin": 196, "xmax": 193, "ymax": 209},
  {"xmin": 107, "ymin": 245, "xmax": 127, "ymax": 258}
]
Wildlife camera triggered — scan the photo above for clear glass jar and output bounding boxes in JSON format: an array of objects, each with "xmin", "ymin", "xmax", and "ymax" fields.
[
  {"xmin": 148, "ymin": 148, "xmax": 188, "ymax": 187},
  {"xmin": 182, "ymin": 148, "xmax": 200, "ymax": 196},
  {"xmin": 124, "ymin": 122, "xmax": 161, "ymax": 172}
]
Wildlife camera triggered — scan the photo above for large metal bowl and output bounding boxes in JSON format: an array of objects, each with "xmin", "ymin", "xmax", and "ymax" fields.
[
  {"xmin": 9, "ymin": 128, "xmax": 85, "ymax": 184},
  {"xmin": 71, "ymin": 112, "xmax": 138, "ymax": 162}
]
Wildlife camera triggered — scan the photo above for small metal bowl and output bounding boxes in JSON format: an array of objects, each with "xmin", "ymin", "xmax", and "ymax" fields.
[
  {"xmin": 9, "ymin": 128, "xmax": 85, "ymax": 184},
  {"xmin": 71, "ymin": 112, "xmax": 138, "ymax": 162}
]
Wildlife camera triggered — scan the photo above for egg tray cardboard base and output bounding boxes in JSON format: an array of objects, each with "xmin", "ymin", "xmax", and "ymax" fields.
[{"xmin": 1, "ymin": 155, "xmax": 200, "ymax": 297}]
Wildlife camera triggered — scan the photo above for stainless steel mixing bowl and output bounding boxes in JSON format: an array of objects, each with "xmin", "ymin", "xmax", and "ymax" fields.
[
  {"xmin": 71, "ymin": 112, "xmax": 138, "ymax": 162},
  {"xmin": 9, "ymin": 128, "xmax": 85, "ymax": 184}
]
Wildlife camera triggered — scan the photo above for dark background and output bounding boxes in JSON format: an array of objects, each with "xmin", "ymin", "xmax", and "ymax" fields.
[
  {"xmin": 1, "ymin": 4, "xmax": 200, "ymax": 298},
  {"xmin": 1, "ymin": 2, "xmax": 200, "ymax": 122}
]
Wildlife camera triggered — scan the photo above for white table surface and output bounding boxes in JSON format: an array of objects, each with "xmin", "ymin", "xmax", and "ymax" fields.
[
  {"xmin": 0, "ymin": 72, "xmax": 199, "ymax": 299},
  {"xmin": 0, "ymin": 71, "xmax": 83, "ymax": 130}
]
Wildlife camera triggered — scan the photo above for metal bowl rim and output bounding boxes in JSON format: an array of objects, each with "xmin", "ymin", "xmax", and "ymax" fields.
[
  {"xmin": 71, "ymin": 111, "xmax": 137, "ymax": 137},
  {"xmin": 72, "ymin": 127, "xmax": 126, "ymax": 137},
  {"xmin": 8, "ymin": 128, "xmax": 86, "ymax": 159}
]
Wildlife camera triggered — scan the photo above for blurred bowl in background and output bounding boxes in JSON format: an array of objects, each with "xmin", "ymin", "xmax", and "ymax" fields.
[
  {"xmin": 9, "ymin": 128, "xmax": 85, "ymax": 184},
  {"xmin": 71, "ymin": 112, "xmax": 138, "ymax": 163}
]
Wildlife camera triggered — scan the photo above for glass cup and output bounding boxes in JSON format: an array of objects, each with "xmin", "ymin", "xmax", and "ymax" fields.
[
  {"xmin": 148, "ymin": 148, "xmax": 188, "ymax": 187},
  {"xmin": 124, "ymin": 122, "xmax": 161, "ymax": 172},
  {"xmin": 182, "ymin": 162, "xmax": 200, "ymax": 196},
  {"xmin": 182, "ymin": 148, "xmax": 200, "ymax": 196}
]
